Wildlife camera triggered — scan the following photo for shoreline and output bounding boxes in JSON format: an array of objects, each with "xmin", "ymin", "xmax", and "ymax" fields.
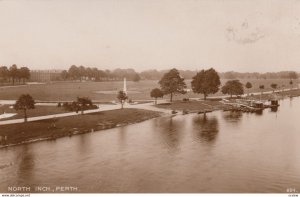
[
  {"xmin": 1, "ymin": 89, "xmax": 299, "ymax": 149},
  {"xmin": 0, "ymin": 108, "xmax": 162, "ymax": 149}
]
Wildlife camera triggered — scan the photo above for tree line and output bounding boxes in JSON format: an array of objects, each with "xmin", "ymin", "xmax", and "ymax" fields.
[
  {"xmin": 150, "ymin": 68, "xmax": 299, "ymax": 102},
  {"xmin": 220, "ymin": 71, "xmax": 299, "ymax": 80},
  {"xmin": 61, "ymin": 65, "xmax": 141, "ymax": 82},
  {"xmin": 140, "ymin": 69, "xmax": 299, "ymax": 80},
  {"xmin": 0, "ymin": 64, "xmax": 31, "ymax": 85}
]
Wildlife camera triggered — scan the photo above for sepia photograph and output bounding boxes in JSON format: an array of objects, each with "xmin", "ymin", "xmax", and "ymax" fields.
[{"xmin": 0, "ymin": 0, "xmax": 300, "ymax": 196}]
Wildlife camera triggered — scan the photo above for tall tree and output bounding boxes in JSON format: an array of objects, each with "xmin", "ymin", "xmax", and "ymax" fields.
[
  {"xmin": 288, "ymin": 72, "xmax": 298, "ymax": 79},
  {"xmin": 0, "ymin": 66, "xmax": 9, "ymax": 83},
  {"xmin": 68, "ymin": 65, "xmax": 80, "ymax": 80},
  {"xmin": 245, "ymin": 82, "xmax": 252, "ymax": 96},
  {"xmin": 14, "ymin": 94, "xmax": 35, "ymax": 122},
  {"xmin": 9, "ymin": 64, "xmax": 18, "ymax": 85},
  {"xmin": 289, "ymin": 80, "xmax": 293, "ymax": 90},
  {"xmin": 191, "ymin": 68, "xmax": 221, "ymax": 100},
  {"xmin": 85, "ymin": 67, "xmax": 93, "ymax": 80},
  {"xmin": 19, "ymin": 67, "xmax": 30, "ymax": 83},
  {"xmin": 221, "ymin": 80, "xmax": 244, "ymax": 98},
  {"xmin": 117, "ymin": 91, "xmax": 128, "ymax": 109},
  {"xmin": 132, "ymin": 73, "xmax": 141, "ymax": 82},
  {"xmin": 259, "ymin": 85, "xmax": 265, "ymax": 100},
  {"xmin": 150, "ymin": 88, "xmax": 164, "ymax": 104},
  {"xmin": 158, "ymin": 68, "xmax": 187, "ymax": 102},
  {"xmin": 79, "ymin": 66, "xmax": 86, "ymax": 81},
  {"xmin": 61, "ymin": 70, "xmax": 69, "ymax": 80},
  {"xmin": 270, "ymin": 83, "xmax": 277, "ymax": 93}
]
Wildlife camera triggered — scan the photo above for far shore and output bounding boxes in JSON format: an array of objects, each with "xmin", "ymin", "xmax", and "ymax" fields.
[
  {"xmin": 153, "ymin": 88, "xmax": 300, "ymax": 115},
  {"xmin": 0, "ymin": 88, "xmax": 299, "ymax": 148},
  {"xmin": 0, "ymin": 108, "xmax": 161, "ymax": 148}
]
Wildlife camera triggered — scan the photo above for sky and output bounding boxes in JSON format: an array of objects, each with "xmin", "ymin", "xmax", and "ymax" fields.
[{"xmin": 1, "ymin": 0, "xmax": 300, "ymax": 72}]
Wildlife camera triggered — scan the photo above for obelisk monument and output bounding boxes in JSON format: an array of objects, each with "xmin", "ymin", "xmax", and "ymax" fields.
[{"xmin": 123, "ymin": 78, "xmax": 127, "ymax": 95}]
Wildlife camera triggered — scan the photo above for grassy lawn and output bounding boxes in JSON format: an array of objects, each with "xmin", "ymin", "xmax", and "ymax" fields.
[
  {"xmin": 0, "ymin": 105, "xmax": 67, "ymax": 121},
  {"xmin": 0, "ymin": 108, "xmax": 161, "ymax": 147},
  {"xmin": 0, "ymin": 79, "xmax": 298, "ymax": 101}
]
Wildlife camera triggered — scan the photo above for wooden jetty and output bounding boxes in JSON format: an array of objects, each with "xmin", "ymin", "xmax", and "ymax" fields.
[{"xmin": 221, "ymin": 99, "xmax": 270, "ymax": 113}]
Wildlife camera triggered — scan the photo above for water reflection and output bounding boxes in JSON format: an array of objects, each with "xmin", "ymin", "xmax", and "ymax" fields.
[
  {"xmin": 222, "ymin": 111, "xmax": 243, "ymax": 123},
  {"xmin": 270, "ymin": 107, "xmax": 278, "ymax": 112},
  {"xmin": 16, "ymin": 146, "xmax": 35, "ymax": 185},
  {"xmin": 154, "ymin": 116, "xmax": 183, "ymax": 152},
  {"xmin": 254, "ymin": 110, "xmax": 263, "ymax": 116},
  {"xmin": 118, "ymin": 126, "xmax": 128, "ymax": 150},
  {"xmin": 1, "ymin": 97, "xmax": 300, "ymax": 192},
  {"xmin": 193, "ymin": 114, "xmax": 219, "ymax": 144}
]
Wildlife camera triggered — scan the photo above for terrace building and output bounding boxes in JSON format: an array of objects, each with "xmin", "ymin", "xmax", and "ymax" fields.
[{"xmin": 30, "ymin": 70, "xmax": 62, "ymax": 82}]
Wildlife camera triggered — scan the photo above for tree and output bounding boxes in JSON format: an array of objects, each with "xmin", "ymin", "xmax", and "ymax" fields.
[
  {"xmin": 19, "ymin": 67, "xmax": 30, "ymax": 83},
  {"xmin": 76, "ymin": 97, "xmax": 93, "ymax": 114},
  {"xmin": 288, "ymin": 71, "xmax": 298, "ymax": 80},
  {"xmin": 289, "ymin": 80, "xmax": 293, "ymax": 90},
  {"xmin": 245, "ymin": 82, "xmax": 252, "ymax": 96},
  {"xmin": 0, "ymin": 66, "xmax": 9, "ymax": 83},
  {"xmin": 132, "ymin": 73, "xmax": 141, "ymax": 82},
  {"xmin": 117, "ymin": 91, "xmax": 128, "ymax": 109},
  {"xmin": 158, "ymin": 68, "xmax": 187, "ymax": 102},
  {"xmin": 14, "ymin": 94, "xmax": 35, "ymax": 122},
  {"xmin": 61, "ymin": 70, "xmax": 69, "ymax": 80},
  {"xmin": 68, "ymin": 65, "xmax": 80, "ymax": 80},
  {"xmin": 85, "ymin": 67, "xmax": 93, "ymax": 80},
  {"xmin": 191, "ymin": 68, "xmax": 221, "ymax": 100},
  {"xmin": 150, "ymin": 88, "xmax": 164, "ymax": 104},
  {"xmin": 79, "ymin": 66, "xmax": 86, "ymax": 81},
  {"xmin": 221, "ymin": 80, "xmax": 244, "ymax": 98},
  {"xmin": 9, "ymin": 64, "xmax": 18, "ymax": 85},
  {"xmin": 259, "ymin": 85, "xmax": 265, "ymax": 100},
  {"xmin": 270, "ymin": 83, "xmax": 277, "ymax": 93}
]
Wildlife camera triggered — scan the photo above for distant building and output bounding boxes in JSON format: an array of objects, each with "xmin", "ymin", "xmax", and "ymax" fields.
[{"xmin": 30, "ymin": 70, "xmax": 62, "ymax": 82}]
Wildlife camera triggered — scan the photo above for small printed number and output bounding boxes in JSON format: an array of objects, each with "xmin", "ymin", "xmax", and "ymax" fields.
[{"xmin": 287, "ymin": 188, "xmax": 297, "ymax": 193}]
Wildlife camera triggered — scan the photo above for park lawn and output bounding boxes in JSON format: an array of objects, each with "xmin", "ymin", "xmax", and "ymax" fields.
[
  {"xmin": 0, "ymin": 108, "xmax": 161, "ymax": 147},
  {"xmin": 0, "ymin": 105, "xmax": 67, "ymax": 121},
  {"xmin": 0, "ymin": 79, "xmax": 298, "ymax": 101},
  {"xmin": 156, "ymin": 100, "xmax": 225, "ymax": 111},
  {"xmin": 0, "ymin": 80, "xmax": 160, "ymax": 101}
]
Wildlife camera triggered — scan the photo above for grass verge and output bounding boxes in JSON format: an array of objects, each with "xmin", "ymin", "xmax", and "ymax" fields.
[{"xmin": 0, "ymin": 108, "xmax": 161, "ymax": 147}]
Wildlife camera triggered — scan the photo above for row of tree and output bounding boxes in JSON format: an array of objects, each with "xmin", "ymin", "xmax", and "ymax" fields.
[
  {"xmin": 150, "ymin": 68, "xmax": 298, "ymax": 102},
  {"xmin": 14, "ymin": 91, "xmax": 129, "ymax": 122},
  {"xmin": 150, "ymin": 68, "xmax": 221, "ymax": 102},
  {"xmin": 0, "ymin": 65, "xmax": 30, "ymax": 84},
  {"xmin": 220, "ymin": 71, "xmax": 299, "ymax": 80},
  {"xmin": 14, "ymin": 95, "xmax": 100, "ymax": 122},
  {"xmin": 140, "ymin": 69, "xmax": 299, "ymax": 80},
  {"xmin": 61, "ymin": 66, "xmax": 141, "ymax": 82}
]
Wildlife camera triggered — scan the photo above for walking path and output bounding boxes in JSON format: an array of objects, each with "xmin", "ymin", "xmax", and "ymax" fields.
[
  {"xmin": 0, "ymin": 104, "xmax": 119, "ymax": 125},
  {"xmin": 0, "ymin": 101, "xmax": 172, "ymax": 125}
]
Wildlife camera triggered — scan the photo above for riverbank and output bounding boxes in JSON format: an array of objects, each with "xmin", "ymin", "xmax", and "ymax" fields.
[
  {"xmin": 0, "ymin": 108, "xmax": 161, "ymax": 148},
  {"xmin": 246, "ymin": 88, "xmax": 300, "ymax": 100},
  {"xmin": 155, "ymin": 100, "xmax": 225, "ymax": 113},
  {"xmin": 154, "ymin": 89, "xmax": 300, "ymax": 113}
]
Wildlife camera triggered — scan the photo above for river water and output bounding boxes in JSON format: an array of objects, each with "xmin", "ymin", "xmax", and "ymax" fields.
[{"xmin": 0, "ymin": 97, "xmax": 300, "ymax": 193}]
